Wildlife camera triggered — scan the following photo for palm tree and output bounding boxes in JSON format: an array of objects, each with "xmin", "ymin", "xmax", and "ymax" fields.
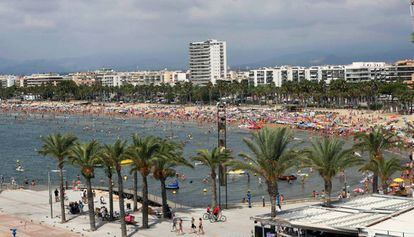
[
  {"xmin": 126, "ymin": 134, "xmax": 160, "ymax": 229},
  {"xmin": 38, "ymin": 133, "xmax": 77, "ymax": 223},
  {"xmin": 360, "ymin": 157, "xmax": 402, "ymax": 193},
  {"xmin": 303, "ymin": 137, "xmax": 362, "ymax": 205},
  {"xmin": 101, "ymin": 140, "xmax": 128, "ymax": 237},
  {"xmin": 228, "ymin": 127, "xmax": 297, "ymax": 217},
  {"xmin": 354, "ymin": 127, "xmax": 396, "ymax": 193},
  {"xmin": 191, "ymin": 147, "xmax": 232, "ymax": 208},
  {"xmin": 97, "ymin": 149, "xmax": 115, "ymax": 220},
  {"xmin": 153, "ymin": 139, "xmax": 193, "ymax": 218},
  {"xmin": 68, "ymin": 141, "xmax": 100, "ymax": 231}
]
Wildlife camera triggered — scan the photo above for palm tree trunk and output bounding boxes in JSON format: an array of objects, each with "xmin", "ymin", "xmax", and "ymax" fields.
[
  {"xmin": 211, "ymin": 170, "xmax": 217, "ymax": 207},
  {"xmin": 324, "ymin": 179, "xmax": 332, "ymax": 206},
  {"xmin": 108, "ymin": 174, "xmax": 114, "ymax": 220},
  {"xmin": 86, "ymin": 177, "xmax": 96, "ymax": 231},
  {"xmin": 133, "ymin": 171, "xmax": 138, "ymax": 211},
  {"xmin": 267, "ymin": 181, "xmax": 278, "ymax": 218},
  {"xmin": 160, "ymin": 178, "xmax": 169, "ymax": 218},
  {"xmin": 142, "ymin": 175, "xmax": 149, "ymax": 228},
  {"xmin": 372, "ymin": 172, "xmax": 379, "ymax": 193},
  {"xmin": 116, "ymin": 170, "xmax": 127, "ymax": 237},
  {"xmin": 59, "ymin": 166, "xmax": 66, "ymax": 223}
]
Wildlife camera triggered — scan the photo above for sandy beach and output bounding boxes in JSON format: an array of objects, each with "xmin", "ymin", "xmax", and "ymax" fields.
[{"xmin": 1, "ymin": 101, "xmax": 413, "ymax": 149}]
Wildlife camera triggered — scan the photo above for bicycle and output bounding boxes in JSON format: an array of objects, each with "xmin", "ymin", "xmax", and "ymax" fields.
[
  {"xmin": 202, "ymin": 212, "xmax": 212, "ymax": 220},
  {"xmin": 209, "ymin": 213, "xmax": 227, "ymax": 223}
]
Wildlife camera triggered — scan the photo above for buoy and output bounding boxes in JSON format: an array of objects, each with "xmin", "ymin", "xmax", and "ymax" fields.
[{"xmin": 203, "ymin": 188, "xmax": 207, "ymax": 193}]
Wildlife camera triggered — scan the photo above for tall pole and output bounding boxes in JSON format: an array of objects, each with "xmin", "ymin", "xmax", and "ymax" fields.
[
  {"xmin": 48, "ymin": 170, "xmax": 53, "ymax": 219},
  {"xmin": 217, "ymin": 101, "xmax": 228, "ymax": 208}
]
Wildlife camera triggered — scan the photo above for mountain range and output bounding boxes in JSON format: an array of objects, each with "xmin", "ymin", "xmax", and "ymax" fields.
[{"xmin": 0, "ymin": 48, "xmax": 413, "ymax": 75}]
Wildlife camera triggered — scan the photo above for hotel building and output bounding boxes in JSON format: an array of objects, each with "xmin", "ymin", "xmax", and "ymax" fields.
[{"xmin": 189, "ymin": 39, "xmax": 227, "ymax": 85}]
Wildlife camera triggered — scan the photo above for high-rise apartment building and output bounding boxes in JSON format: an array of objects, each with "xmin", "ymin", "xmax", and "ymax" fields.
[{"xmin": 189, "ymin": 39, "xmax": 227, "ymax": 85}]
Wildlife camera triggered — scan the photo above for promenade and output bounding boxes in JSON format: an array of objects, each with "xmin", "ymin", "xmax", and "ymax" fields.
[{"xmin": 0, "ymin": 189, "xmax": 318, "ymax": 237}]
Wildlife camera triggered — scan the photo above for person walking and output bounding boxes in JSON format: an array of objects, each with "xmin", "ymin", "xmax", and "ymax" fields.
[
  {"xmin": 171, "ymin": 214, "xmax": 177, "ymax": 232},
  {"xmin": 178, "ymin": 218, "xmax": 184, "ymax": 235},
  {"xmin": 190, "ymin": 217, "xmax": 197, "ymax": 233},
  {"xmin": 198, "ymin": 218, "xmax": 204, "ymax": 235},
  {"xmin": 54, "ymin": 188, "xmax": 59, "ymax": 202}
]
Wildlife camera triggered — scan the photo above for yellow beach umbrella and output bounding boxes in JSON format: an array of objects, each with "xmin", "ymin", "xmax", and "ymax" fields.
[
  {"xmin": 120, "ymin": 159, "xmax": 133, "ymax": 166},
  {"xmin": 393, "ymin": 178, "xmax": 404, "ymax": 183}
]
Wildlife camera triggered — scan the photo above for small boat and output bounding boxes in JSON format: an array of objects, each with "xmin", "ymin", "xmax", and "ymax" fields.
[
  {"xmin": 194, "ymin": 162, "xmax": 203, "ymax": 166},
  {"xmin": 227, "ymin": 169, "xmax": 247, "ymax": 175},
  {"xmin": 165, "ymin": 180, "xmax": 179, "ymax": 189},
  {"xmin": 278, "ymin": 175, "xmax": 297, "ymax": 181},
  {"xmin": 16, "ymin": 160, "xmax": 24, "ymax": 172}
]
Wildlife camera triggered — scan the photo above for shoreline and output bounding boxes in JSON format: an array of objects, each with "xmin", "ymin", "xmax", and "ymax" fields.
[{"xmin": 1, "ymin": 100, "xmax": 413, "ymax": 145}]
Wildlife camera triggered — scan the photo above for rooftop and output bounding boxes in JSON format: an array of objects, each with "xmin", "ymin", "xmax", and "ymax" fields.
[{"xmin": 252, "ymin": 194, "xmax": 414, "ymax": 235}]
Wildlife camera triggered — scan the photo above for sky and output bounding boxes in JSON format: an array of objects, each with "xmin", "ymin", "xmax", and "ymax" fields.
[{"xmin": 0, "ymin": 0, "xmax": 413, "ymax": 70}]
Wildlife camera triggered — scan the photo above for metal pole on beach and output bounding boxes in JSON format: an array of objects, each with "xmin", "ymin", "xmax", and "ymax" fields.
[{"xmin": 48, "ymin": 169, "xmax": 53, "ymax": 218}]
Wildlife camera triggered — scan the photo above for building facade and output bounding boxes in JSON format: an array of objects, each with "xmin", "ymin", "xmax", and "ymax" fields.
[
  {"xmin": 345, "ymin": 62, "xmax": 389, "ymax": 82},
  {"xmin": 0, "ymin": 75, "xmax": 17, "ymax": 88},
  {"xmin": 22, "ymin": 73, "xmax": 66, "ymax": 87},
  {"xmin": 189, "ymin": 39, "xmax": 227, "ymax": 85}
]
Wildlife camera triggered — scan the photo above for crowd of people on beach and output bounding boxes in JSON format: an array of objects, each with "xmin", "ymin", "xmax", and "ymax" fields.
[{"xmin": 1, "ymin": 101, "xmax": 414, "ymax": 148}]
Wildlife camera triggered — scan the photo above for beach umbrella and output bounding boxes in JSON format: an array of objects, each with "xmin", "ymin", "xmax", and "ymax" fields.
[
  {"xmin": 389, "ymin": 183, "xmax": 400, "ymax": 188},
  {"xmin": 353, "ymin": 188, "xmax": 364, "ymax": 193},
  {"xmin": 393, "ymin": 177, "xmax": 404, "ymax": 183}
]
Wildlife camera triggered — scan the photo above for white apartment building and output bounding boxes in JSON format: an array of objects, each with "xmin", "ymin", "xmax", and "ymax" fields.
[
  {"xmin": 345, "ymin": 62, "xmax": 389, "ymax": 82},
  {"xmin": 173, "ymin": 72, "xmax": 188, "ymax": 83},
  {"xmin": 22, "ymin": 73, "xmax": 66, "ymax": 87},
  {"xmin": 101, "ymin": 74, "xmax": 115, "ymax": 87},
  {"xmin": 0, "ymin": 75, "xmax": 17, "ymax": 88},
  {"xmin": 306, "ymin": 65, "xmax": 345, "ymax": 84},
  {"xmin": 189, "ymin": 39, "xmax": 227, "ymax": 85},
  {"xmin": 249, "ymin": 66, "xmax": 306, "ymax": 87},
  {"xmin": 249, "ymin": 68, "xmax": 279, "ymax": 87},
  {"xmin": 227, "ymin": 70, "xmax": 249, "ymax": 83},
  {"xmin": 125, "ymin": 71, "xmax": 163, "ymax": 86}
]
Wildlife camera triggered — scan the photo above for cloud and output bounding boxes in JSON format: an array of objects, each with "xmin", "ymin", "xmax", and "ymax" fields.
[{"xmin": 0, "ymin": 0, "xmax": 411, "ymax": 67}]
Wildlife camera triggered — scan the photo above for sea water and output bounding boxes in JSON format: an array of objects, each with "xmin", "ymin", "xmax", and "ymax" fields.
[{"xmin": 0, "ymin": 112, "xmax": 363, "ymax": 207}]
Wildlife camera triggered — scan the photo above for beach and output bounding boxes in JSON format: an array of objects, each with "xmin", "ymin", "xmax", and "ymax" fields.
[{"xmin": 1, "ymin": 101, "xmax": 413, "ymax": 142}]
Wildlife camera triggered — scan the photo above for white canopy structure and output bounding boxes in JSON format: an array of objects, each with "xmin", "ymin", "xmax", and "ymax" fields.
[{"xmin": 252, "ymin": 194, "xmax": 414, "ymax": 237}]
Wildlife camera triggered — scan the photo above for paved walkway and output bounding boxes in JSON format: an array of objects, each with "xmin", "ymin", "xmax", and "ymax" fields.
[
  {"xmin": 0, "ymin": 214, "xmax": 78, "ymax": 237},
  {"xmin": 0, "ymin": 189, "xmax": 319, "ymax": 237}
]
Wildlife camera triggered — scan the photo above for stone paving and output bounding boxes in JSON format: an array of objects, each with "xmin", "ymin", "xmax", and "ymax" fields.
[{"xmin": 0, "ymin": 189, "xmax": 318, "ymax": 237}]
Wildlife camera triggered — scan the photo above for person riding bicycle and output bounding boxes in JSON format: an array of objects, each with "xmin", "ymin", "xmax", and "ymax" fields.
[
  {"xmin": 212, "ymin": 205, "xmax": 220, "ymax": 219},
  {"xmin": 206, "ymin": 205, "xmax": 211, "ymax": 214}
]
